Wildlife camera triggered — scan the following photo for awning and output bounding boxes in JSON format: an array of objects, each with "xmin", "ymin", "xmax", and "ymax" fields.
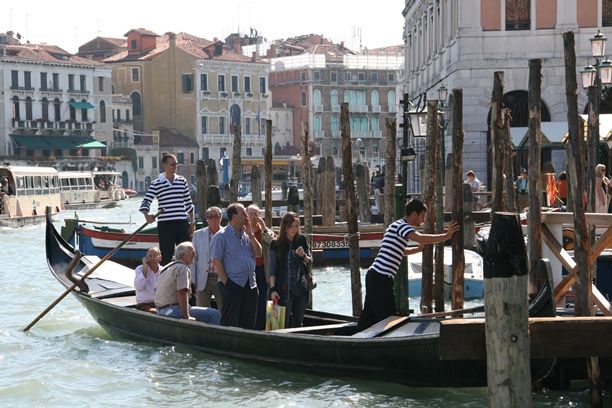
[
  {"xmin": 69, "ymin": 101, "xmax": 96, "ymax": 109},
  {"xmin": 11, "ymin": 135, "xmax": 105, "ymax": 150}
]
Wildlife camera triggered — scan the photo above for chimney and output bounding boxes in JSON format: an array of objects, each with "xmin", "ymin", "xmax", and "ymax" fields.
[
  {"xmin": 266, "ymin": 44, "xmax": 277, "ymax": 59},
  {"xmin": 251, "ymin": 51, "xmax": 256, "ymax": 62},
  {"xmin": 340, "ymin": 41, "xmax": 345, "ymax": 48},
  {"xmin": 233, "ymin": 36, "xmax": 242, "ymax": 54}
]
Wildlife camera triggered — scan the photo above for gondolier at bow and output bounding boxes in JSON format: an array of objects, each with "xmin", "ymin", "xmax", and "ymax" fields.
[
  {"xmin": 357, "ymin": 199, "xmax": 459, "ymax": 331},
  {"xmin": 140, "ymin": 154, "xmax": 195, "ymax": 265}
]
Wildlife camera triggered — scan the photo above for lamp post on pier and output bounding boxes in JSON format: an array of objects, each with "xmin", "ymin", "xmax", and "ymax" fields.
[{"xmin": 581, "ymin": 30, "xmax": 612, "ymax": 212}]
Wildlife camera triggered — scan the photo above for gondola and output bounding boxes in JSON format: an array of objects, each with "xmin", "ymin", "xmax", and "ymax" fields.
[{"xmin": 45, "ymin": 211, "xmax": 555, "ymax": 387}]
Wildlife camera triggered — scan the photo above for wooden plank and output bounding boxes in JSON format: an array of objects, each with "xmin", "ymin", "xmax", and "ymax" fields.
[
  {"xmin": 351, "ymin": 315, "xmax": 409, "ymax": 338},
  {"xmin": 589, "ymin": 225, "xmax": 612, "ymax": 264},
  {"xmin": 592, "ymin": 285, "xmax": 612, "ymax": 316},
  {"xmin": 440, "ymin": 317, "xmax": 612, "ymax": 360},
  {"xmin": 273, "ymin": 322, "xmax": 356, "ymax": 334},
  {"xmin": 541, "ymin": 212, "xmax": 612, "ymax": 225},
  {"xmin": 541, "ymin": 224, "xmax": 577, "ymax": 272}
]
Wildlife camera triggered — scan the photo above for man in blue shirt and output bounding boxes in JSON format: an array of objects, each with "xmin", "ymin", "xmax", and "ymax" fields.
[{"xmin": 211, "ymin": 203, "xmax": 263, "ymax": 328}]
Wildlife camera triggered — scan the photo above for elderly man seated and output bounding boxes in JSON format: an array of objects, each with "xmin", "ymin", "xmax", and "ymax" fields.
[
  {"xmin": 154, "ymin": 242, "xmax": 221, "ymax": 324},
  {"xmin": 134, "ymin": 247, "xmax": 163, "ymax": 310}
]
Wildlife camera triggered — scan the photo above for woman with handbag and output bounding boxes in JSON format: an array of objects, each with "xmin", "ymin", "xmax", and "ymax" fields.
[{"xmin": 269, "ymin": 212, "xmax": 312, "ymax": 328}]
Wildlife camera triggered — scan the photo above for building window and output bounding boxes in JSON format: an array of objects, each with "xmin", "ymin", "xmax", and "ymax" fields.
[
  {"xmin": 201, "ymin": 147, "xmax": 209, "ymax": 161},
  {"xmin": 11, "ymin": 70, "xmax": 18, "ymax": 89},
  {"xmin": 152, "ymin": 156, "xmax": 157, "ymax": 169},
  {"xmin": 177, "ymin": 152, "xmax": 185, "ymax": 164},
  {"xmin": 506, "ymin": 0, "xmax": 530, "ymax": 30},
  {"xmin": 24, "ymin": 71, "xmax": 32, "ymax": 89},
  {"xmin": 52, "ymin": 73, "xmax": 59, "ymax": 90},
  {"xmin": 219, "ymin": 117, "xmax": 226, "ymax": 134},
  {"xmin": 132, "ymin": 68, "xmax": 139, "ymax": 82},
  {"xmin": 259, "ymin": 77, "xmax": 266, "ymax": 93},
  {"xmin": 12, "ymin": 97, "xmax": 19, "ymax": 120},
  {"xmin": 358, "ymin": 72, "xmax": 365, "ymax": 81},
  {"xmin": 231, "ymin": 75, "xmax": 239, "ymax": 92},
  {"xmin": 245, "ymin": 118, "xmax": 251, "ymax": 134},
  {"xmin": 25, "ymin": 97, "xmax": 33, "ymax": 120},
  {"xmin": 313, "ymin": 71, "xmax": 320, "ymax": 81},
  {"xmin": 246, "ymin": 147, "xmax": 253, "ymax": 156},
  {"xmin": 373, "ymin": 140, "xmax": 379, "ymax": 157},
  {"xmin": 201, "ymin": 116, "xmax": 208, "ymax": 134},
  {"xmin": 80, "ymin": 75, "xmax": 86, "ymax": 91},
  {"xmin": 605, "ymin": 1, "xmax": 612, "ymax": 26},
  {"xmin": 345, "ymin": 71, "xmax": 351, "ymax": 81},
  {"xmin": 330, "ymin": 71, "xmax": 337, "ymax": 82},
  {"xmin": 244, "ymin": 76, "xmax": 251, "ymax": 93},
  {"xmin": 126, "ymin": 109, "xmax": 130, "ymax": 122},
  {"xmin": 371, "ymin": 90, "xmax": 379, "ymax": 106},
  {"xmin": 138, "ymin": 157, "xmax": 144, "ymax": 169},
  {"xmin": 218, "ymin": 74, "xmax": 226, "ymax": 92},
  {"xmin": 42, "ymin": 98, "xmax": 49, "ymax": 121},
  {"xmin": 98, "ymin": 77, "xmax": 104, "ymax": 92},
  {"xmin": 131, "ymin": 39, "xmax": 137, "ymax": 49},
  {"xmin": 99, "ymin": 100, "xmax": 106, "ymax": 123},
  {"xmin": 313, "ymin": 89, "xmax": 322, "ymax": 106},
  {"xmin": 54, "ymin": 98, "xmax": 61, "ymax": 121},
  {"xmin": 301, "ymin": 71, "xmax": 307, "ymax": 83},
  {"xmin": 81, "ymin": 100, "xmax": 88, "ymax": 122},
  {"xmin": 190, "ymin": 152, "xmax": 195, "ymax": 165},
  {"xmin": 200, "ymin": 73, "xmax": 208, "ymax": 91},
  {"xmin": 182, "ymin": 74, "xmax": 193, "ymax": 93},
  {"xmin": 331, "ymin": 90, "xmax": 338, "ymax": 106},
  {"xmin": 68, "ymin": 74, "xmax": 75, "ymax": 91},
  {"xmin": 332, "ymin": 143, "xmax": 339, "ymax": 156},
  {"xmin": 301, "ymin": 91, "xmax": 307, "ymax": 106},
  {"xmin": 387, "ymin": 72, "xmax": 395, "ymax": 82},
  {"xmin": 371, "ymin": 72, "xmax": 378, "ymax": 81}
]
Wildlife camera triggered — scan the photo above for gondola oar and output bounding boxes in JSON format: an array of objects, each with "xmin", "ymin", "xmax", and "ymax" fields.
[
  {"xmin": 23, "ymin": 209, "xmax": 164, "ymax": 332},
  {"xmin": 411, "ymin": 305, "xmax": 485, "ymax": 319}
]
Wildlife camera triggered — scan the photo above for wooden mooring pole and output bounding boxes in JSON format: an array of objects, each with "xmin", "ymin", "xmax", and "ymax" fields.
[
  {"xmin": 491, "ymin": 71, "xmax": 505, "ymax": 212},
  {"xmin": 341, "ymin": 103, "xmax": 362, "ymax": 316},
  {"xmin": 301, "ymin": 121, "xmax": 313, "ymax": 245},
  {"xmin": 451, "ymin": 89, "xmax": 466, "ymax": 312},
  {"xmin": 322, "ymin": 156, "xmax": 336, "ymax": 226},
  {"xmin": 251, "ymin": 165, "xmax": 262, "ymax": 206},
  {"xmin": 434, "ymin": 101, "xmax": 444, "ymax": 312},
  {"xmin": 563, "ymin": 31, "xmax": 601, "ymax": 407},
  {"xmin": 230, "ymin": 124, "xmax": 241, "ymax": 203},
  {"xmin": 265, "ymin": 119, "xmax": 273, "ymax": 227},
  {"xmin": 384, "ymin": 118, "xmax": 397, "ymax": 228},
  {"xmin": 196, "ymin": 160, "xmax": 207, "ymax": 222},
  {"xmin": 484, "ymin": 212, "xmax": 531, "ymax": 407}
]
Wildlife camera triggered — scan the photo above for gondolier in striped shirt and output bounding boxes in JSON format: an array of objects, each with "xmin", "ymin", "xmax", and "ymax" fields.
[
  {"xmin": 140, "ymin": 154, "xmax": 195, "ymax": 265},
  {"xmin": 357, "ymin": 199, "xmax": 459, "ymax": 331}
]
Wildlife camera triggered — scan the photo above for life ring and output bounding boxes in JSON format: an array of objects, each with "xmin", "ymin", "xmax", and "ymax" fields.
[{"xmin": 562, "ymin": 228, "xmax": 575, "ymax": 251}]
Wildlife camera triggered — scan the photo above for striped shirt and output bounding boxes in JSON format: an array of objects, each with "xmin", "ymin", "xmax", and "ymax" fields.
[
  {"xmin": 370, "ymin": 218, "xmax": 415, "ymax": 278},
  {"xmin": 139, "ymin": 173, "xmax": 194, "ymax": 222}
]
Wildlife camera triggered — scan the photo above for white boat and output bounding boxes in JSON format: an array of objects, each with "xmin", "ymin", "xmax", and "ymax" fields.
[
  {"xmin": 0, "ymin": 165, "xmax": 63, "ymax": 227},
  {"xmin": 407, "ymin": 247, "xmax": 484, "ymax": 299},
  {"xmin": 59, "ymin": 171, "xmax": 127, "ymax": 209}
]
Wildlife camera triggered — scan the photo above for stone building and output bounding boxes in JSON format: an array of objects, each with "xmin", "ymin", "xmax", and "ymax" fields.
[{"xmin": 403, "ymin": 0, "xmax": 612, "ymax": 190}]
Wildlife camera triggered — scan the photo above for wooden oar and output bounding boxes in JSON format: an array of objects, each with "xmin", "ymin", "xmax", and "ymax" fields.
[{"xmin": 23, "ymin": 209, "xmax": 164, "ymax": 332}]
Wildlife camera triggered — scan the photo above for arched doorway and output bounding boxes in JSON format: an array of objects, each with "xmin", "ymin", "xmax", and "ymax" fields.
[
  {"xmin": 486, "ymin": 90, "xmax": 552, "ymax": 184},
  {"xmin": 122, "ymin": 171, "xmax": 128, "ymax": 188},
  {"xmin": 130, "ymin": 92, "xmax": 142, "ymax": 131},
  {"xmin": 230, "ymin": 104, "xmax": 241, "ymax": 128}
]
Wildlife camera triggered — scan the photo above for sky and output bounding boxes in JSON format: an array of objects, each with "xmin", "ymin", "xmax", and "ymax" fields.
[{"xmin": 2, "ymin": 1, "xmax": 405, "ymax": 54}]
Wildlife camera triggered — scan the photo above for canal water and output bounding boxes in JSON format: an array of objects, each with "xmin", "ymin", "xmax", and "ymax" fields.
[{"xmin": 0, "ymin": 199, "xmax": 593, "ymax": 406}]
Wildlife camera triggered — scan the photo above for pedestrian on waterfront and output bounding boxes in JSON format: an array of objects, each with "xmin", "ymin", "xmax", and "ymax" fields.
[
  {"xmin": 357, "ymin": 199, "xmax": 459, "ymax": 331},
  {"xmin": 595, "ymin": 164, "xmax": 610, "ymax": 213},
  {"xmin": 269, "ymin": 212, "xmax": 312, "ymax": 328},
  {"xmin": 557, "ymin": 171, "xmax": 568, "ymax": 206},
  {"xmin": 134, "ymin": 247, "xmax": 163, "ymax": 310},
  {"xmin": 154, "ymin": 242, "xmax": 220, "ymax": 324},
  {"xmin": 373, "ymin": 170, "xmax": 385, "ymax": 213},
  {"xmin": 246, "ymin": 204, "xmax": 276, "ymax": 330},
  {"xmin": 192, "ymin": 206, "xmax": 224, "ymax": 310},
  {"xmin": 515, "ymin": 168, "xmax": 529, "ymax": 211},
  {"xmin": 211, "ymin": 203, "xmax": 262, "ymax": 328},
  {"xmin": 140, "ymin": 154, "xmax": 195, "ymax": 265},
  {"xmin": 465, "ymin": 170, "xmax": 482, "ymax": 209}
]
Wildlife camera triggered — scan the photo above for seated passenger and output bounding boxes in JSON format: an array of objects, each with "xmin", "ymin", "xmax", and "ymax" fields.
[
  {"xmin": 134, "ymin": 247, "xmax": 163, "ymax": 310},
  {"xmin": 154, "ymin": 242, "xmax": 221, "ymax": 324}
]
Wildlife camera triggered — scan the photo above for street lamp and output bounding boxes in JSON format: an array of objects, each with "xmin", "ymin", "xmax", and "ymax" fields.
[{"xmin": 436, "ymin": 84, "xmax": 451, "ymax": 167}]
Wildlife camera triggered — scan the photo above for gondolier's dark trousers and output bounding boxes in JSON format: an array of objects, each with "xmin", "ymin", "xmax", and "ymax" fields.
[
  {"xmin": 357, "ymin": 269, "xmax": 395, "ymax": 331},
  {"xmin": 157, "ymin": 220, "xmax": 190, "ymax": 265}
]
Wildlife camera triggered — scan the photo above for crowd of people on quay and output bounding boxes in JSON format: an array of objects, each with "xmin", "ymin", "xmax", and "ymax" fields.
[{"xmin": 137, "ymin": 153, "xmax": 312, "ymax": 330}]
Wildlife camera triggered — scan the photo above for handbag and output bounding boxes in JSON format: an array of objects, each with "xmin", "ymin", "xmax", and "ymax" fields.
[
  {"xmin": 298, "ymin": 260, "xmax": 317, "ymax": 292},
  {"xmin": 265, "ymin": 300, "xmax": 286, "ymax": 331}
]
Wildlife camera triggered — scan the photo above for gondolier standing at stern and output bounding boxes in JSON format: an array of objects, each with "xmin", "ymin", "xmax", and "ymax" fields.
[
  {"xmin": 140, "ymin": 154, "xmax": 195, "ymax": 265},
  {"xmin": 357, "ymin": 199, "xmax": 459, "ymax": 331}
]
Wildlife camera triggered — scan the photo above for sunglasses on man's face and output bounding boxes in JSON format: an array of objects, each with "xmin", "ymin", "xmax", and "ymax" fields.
[{"xmin": 167, "ymin": 162, "xmax": 178, "ymax": 167}]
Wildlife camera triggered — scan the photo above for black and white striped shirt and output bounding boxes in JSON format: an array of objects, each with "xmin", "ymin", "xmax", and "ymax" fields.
[
  {"xmin": 370, "ymin": 218, "xmax": 415, "ymax": 278},
  {"xmin": 139, "ymin": 173, "xmax": 194, "ymax": 222}
]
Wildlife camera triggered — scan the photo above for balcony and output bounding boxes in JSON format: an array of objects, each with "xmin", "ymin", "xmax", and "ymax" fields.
[
  {"xmin": 388, "ymin": 105, "xmax": 398, "ymax": 113},
  {"xmin": 202, "ymin": 134, "xmax": 232, "ymax": 145},
  {"xmin": 10, "ymin": 86, "xmax": 35, "ymax": 95},
  {"xmin": 67, "ymin": 89, "xmax": 90, "ymax": 96},
  {"xmin": 200, "ymin": 90, "xmax": 211, "ymax": 98},
  {"xmin": 371, "ymin": 130, "xmax": 382, "ymax": 138},
  {"xmin": 372, "ymin": 105, "xmax": 381, "ymax": 113},
  {"xmin": 243, "ymin": 134, "xmax": 264, "ymax": 145},
  {"xmin": 314, "ymin": 105, "xmax": 324, "ymax": 113},
  {"xmin": 313, "ymin": 130, "xmax": 325, "ymax": 138},
  {"xmin": 219, "ymin": 91, "xmax": 228, "ymax": 97},
  {"xmin": 354, "ymin": 105, "xmax": 369, "ymax": 113},
  {"xmin": 331, "ymin": 130, "xmax": 341, "ymax": 138},
  {"xmin": 331, "ymin": 105, "xmax": 340, "ymax": 113},
  {"xmin": 41, "ymin": 87, "xmax": 63, "ymax": 96}
]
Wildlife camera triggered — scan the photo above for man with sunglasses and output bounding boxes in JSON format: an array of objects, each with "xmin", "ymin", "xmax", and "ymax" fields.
[
  {"xmin": 192, "ymin": 206, "xmax": 224, "ymax": 310},
  {"xmin": 140, "ymin": 153, "xmax": 195, "ymax": 264}
]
